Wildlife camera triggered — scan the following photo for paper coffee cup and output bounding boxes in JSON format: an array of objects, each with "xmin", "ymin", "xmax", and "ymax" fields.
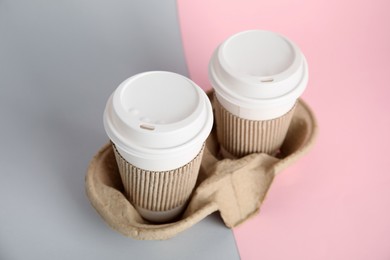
[
  {"xmin": 209, "ymin": 30, "xmax": 308, "ymax": 157},
  {"xmin": 103, "ymin": 71, "xmax": 213, "ymax": 222}
]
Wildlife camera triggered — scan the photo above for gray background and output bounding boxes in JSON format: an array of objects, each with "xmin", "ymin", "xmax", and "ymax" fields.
[{"xmin": 0, "ymin": 1, "xmax": 240, "ymax": 259}]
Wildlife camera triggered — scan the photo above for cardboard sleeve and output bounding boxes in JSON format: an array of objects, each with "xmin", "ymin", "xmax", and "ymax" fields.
[
  {"xmin": 113, "ymin": 144, "xmax": 203, "ymax": 212},
  {"xmin": 214, "ymin": 95, "xmax": 296, "ymax": 157},
  {"xmin": 85, "ymin": 94, "xmax": 318, "ymax": 240}
]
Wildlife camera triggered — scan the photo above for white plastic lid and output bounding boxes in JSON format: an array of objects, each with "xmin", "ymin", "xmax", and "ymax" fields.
[
  {"xmin": 104, "ymin": 71, "xmax": 213, "ymax": 171},
  {"xmin": 209, "ymin": 30, "xmax": 308, "ymax": 120}
]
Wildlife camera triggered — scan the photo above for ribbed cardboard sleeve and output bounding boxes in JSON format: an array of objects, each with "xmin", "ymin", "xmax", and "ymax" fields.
[
  {"xmin": 112, "ymin": 144, "xmax": 204, "ymax": 212},
  {"xmin": 214, "ymin": 96, "xmax": 296, "ymax": 157}
]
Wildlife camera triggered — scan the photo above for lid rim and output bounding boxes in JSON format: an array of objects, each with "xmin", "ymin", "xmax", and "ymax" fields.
[{"xmin": 210, "ymin": 57, "xmax": 308, "ymax": 105}]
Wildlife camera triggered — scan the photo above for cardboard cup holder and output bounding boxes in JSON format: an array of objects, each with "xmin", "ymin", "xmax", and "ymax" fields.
[{"xmin": 86, "ymin": 93, "xmax": 318, "ymax": 240}]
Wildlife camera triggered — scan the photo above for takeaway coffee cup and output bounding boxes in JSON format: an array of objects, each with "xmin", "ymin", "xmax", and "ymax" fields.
[
  {"xmin": 103, "ymin": 71, "xmax": 213, "ymax": 222},
  {"xmin": 209, "ymin": 30, "xmax": 308, "ymax": 158}
]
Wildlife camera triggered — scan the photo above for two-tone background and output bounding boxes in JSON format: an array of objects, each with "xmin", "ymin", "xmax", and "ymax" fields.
[{"xmin": 1, "ymin": 1, "xmax": 389, "ymax": 259}]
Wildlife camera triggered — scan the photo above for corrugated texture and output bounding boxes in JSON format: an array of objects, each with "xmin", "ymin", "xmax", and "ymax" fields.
[
  {"xmin": 214, "ymin": 96, "xmax": 295, "ymax": 157},
  {"xmin": 113, "ymin": 145, "xmax": 204, "ymax": 211}
]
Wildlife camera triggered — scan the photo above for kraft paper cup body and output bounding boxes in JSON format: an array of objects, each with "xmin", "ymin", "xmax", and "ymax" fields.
[
  {"xmin": 209, "ymin": 30, "xmax": 308, "ymax": 157},
  {"xmin": 103, "ymin": 71, "xmax": 213, "ymax": 222}
]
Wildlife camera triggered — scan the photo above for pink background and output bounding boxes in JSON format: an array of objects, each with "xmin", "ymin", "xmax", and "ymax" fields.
[{"xmin": 177, "ymin": 0, "xmax": 390, "ymax": 259}]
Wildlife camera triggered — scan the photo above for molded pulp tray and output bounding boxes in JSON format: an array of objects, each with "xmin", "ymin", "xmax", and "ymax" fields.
[{"xmin": 86, "ymin": 94, "xmax": 318, "ymax": 240}]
